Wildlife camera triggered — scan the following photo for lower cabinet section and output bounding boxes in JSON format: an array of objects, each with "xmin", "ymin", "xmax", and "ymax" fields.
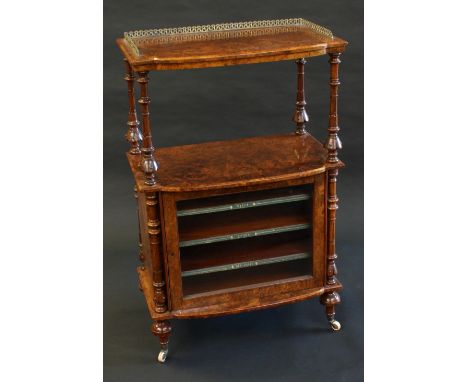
[{"xmin": 160, "ymin": 177, "xmax": 326, "ymax": 310}]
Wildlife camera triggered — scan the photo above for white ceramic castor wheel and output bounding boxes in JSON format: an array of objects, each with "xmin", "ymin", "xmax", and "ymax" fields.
[
  {"xmin": 157, "ymin": 349, "xmax": 168, "ymax": 363},
  {"xmin": 330, "ymin": 320, "xmax": 341, "ymax": 331}
]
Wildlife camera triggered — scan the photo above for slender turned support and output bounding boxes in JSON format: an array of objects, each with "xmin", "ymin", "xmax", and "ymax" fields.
[
  {"xmin": 326, "ymin": 168, "xmax": 339, "ymax": 286},
  {"xmin": 324, "ymin": 53, "xmax": 342, "ymax": 163},
  {"xmin": 145, "ymin": 192, "xmax": 167, "ymax": 313},
  {"xmin": 292, "ymin": 58, "xmax": 309, "ymax": 135},
  {"xmin": 151, "ymin": 320, "xmax": 172, "ymax": 363},
  {"xmin": 137, "ymin": 71, "xmax": 158, "ymax": 185},
  {"xmin": 321, "ymin": 52, "xmax": 343, "ymax": 331},
  {"xmin": 124, "ymin": 59, "xmax": 142, "ymax": 154}
]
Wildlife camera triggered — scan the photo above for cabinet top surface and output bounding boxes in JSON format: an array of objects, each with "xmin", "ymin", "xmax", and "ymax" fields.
[
  {"xmin": 128, "ymin": 133, "xmax": 343, "ymax": 192},
  {"xmin": 117, "ymin": 18, "xmax": 347, "ymax": 71}
]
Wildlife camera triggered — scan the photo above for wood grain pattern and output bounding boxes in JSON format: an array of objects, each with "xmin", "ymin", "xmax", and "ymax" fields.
[
  {"xmin": 137, "ymin": 265, "xmax": 342, "ymax": 320},
  {"xmin": 128, "ymin": 133, "xmax": 344, "ymax": 193}
]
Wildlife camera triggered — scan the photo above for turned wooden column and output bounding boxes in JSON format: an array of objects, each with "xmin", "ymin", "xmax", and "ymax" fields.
[
  {"xmin": 324, "ymin": 53, "xmax": 342, "ymax": 163},
  {"xmin": 321, "ymin": 52, "xmax": 343, "ymax": 330},
  {"xmin": 292, "ymin": 58, "xmax": 309, "ymax": 135},
  {"xmin": 145, "ymin": 192, "xmax": 167, "ymax": 313},
  {"xmin": 124, "ymin": 59, "xmax": 142, "ymax": 154},
  {"xmin": 324, "ymin": 52, "xmax": 342, "ymax": 286},
  {"xmin": 325, "ymin": 168, "xmax": 339, "ymax": 286},
  {"xmin": 137, "ymin": 71, "xmax": 158, "ymax": 185}
]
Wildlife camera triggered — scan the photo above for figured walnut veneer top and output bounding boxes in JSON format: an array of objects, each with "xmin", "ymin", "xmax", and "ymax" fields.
[
  {"xmin": 128, "ymin": 133, "xmax": 344, "ymax": 192},
  {"xmin": 117, "ymin": 18, "xmax": 347, "ymax": 71}
]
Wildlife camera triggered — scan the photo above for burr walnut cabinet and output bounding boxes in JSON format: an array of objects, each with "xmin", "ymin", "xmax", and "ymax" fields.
[{"xmin": 116, "ymin": 18, "xmax": 348, "ymax": 363}]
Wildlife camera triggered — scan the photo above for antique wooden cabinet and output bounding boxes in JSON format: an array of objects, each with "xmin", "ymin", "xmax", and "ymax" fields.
[{"xmin": 116, "ymin": 18, "xmax": 348, "ymax": 363}]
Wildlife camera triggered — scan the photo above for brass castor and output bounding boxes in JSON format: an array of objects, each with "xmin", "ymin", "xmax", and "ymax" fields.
[
  {"xmin": 157, "ymin": 348, "xmax": 168, "ymax": 363},
  {"xmin": 330, "ymin": 319, "xmax": 341, "ymax": 331}
]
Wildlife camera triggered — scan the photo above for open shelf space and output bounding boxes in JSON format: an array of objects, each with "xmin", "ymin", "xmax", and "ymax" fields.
[
  {"xmin": 182, "ymin": 257, "xmax": 312, "ymax": 297},
  {"xmin": 178, "ymin": 200, "xmax": 311, "ymax": 247}
]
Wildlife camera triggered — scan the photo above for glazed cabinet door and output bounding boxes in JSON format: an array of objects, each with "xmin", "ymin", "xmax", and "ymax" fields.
[{"xmin": 161, "ymin": 175, "xmax": 326, "ymax": 312}]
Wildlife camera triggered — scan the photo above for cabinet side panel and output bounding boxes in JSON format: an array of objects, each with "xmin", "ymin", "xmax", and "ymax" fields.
[
  {"xmin": 137, "ymin": 191, "xmax": 153, "ymax": 274},
  {"xmin": 312, "ymin": 173, "xmax": 326, "ymax": 285},
  {"xmin": 161, "ymin": 193, "xmax": 184, "ymax": 309}
]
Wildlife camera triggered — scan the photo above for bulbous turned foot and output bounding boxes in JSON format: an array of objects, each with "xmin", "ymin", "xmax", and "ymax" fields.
[
  {"xmin": 151, "ymin": 320, "xmax": 171, "ymax": 364},
  {"xmin": 320, "ymin": 291, "xmax": 341, "ymax": 332}
]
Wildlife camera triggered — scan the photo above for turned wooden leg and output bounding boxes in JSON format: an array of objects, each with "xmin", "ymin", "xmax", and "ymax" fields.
[
  {"xmin": 320, "ymin": 291, "xmax": 341, "ymax": 331},
  {"xmin": 321, "ymin": 52, "xmax": 344, "ymax": 332},
  {"xmin": 151, "ymin": 320, "xmax": 172, "ymax": 363},
  {"xmin": 292, "ymin": 58, "xmax": 309, "ymax": 135}
]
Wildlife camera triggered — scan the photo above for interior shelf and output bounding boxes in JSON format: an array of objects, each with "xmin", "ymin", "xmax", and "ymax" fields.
[
  {"xmin": 180, "ymin": 230, "xmax": 311, "ymax": 273},
  {"xmin": 178, "ymin": 200, "xmax": 310, "ymax": 247},
  {"xmin": 182, "ymin": 257, "xmax": 312, "ymax": 297},
  {"xmin": 176, "ymin": 179, "xmax": 314, "ymax": 298},
  {"xmin": 177, "ymin": 185, "xmax": 310, "ymax": 217},
  {"xmin": 181, "ymin": 252, "xmax": 310, "ymax": 277}
]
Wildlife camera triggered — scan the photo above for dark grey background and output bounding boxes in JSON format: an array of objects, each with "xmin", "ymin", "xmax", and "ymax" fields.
[{"xmin": 104, "ymin": 0, "xmax": 363, "ymax": 381}]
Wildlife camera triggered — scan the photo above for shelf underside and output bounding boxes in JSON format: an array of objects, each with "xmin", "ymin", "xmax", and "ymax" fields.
[{"xmin": 129, "ymin": 133, "xmax": 342, "ymax": 192}]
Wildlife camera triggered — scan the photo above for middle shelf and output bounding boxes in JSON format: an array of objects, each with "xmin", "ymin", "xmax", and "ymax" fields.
[
  {"xmin": 180, "ymin": 230, "xmax": 312, "ymax": 277},
  {"xmin": 177, "ymin": 190, "xmax": 311, "ymax": 247}
]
